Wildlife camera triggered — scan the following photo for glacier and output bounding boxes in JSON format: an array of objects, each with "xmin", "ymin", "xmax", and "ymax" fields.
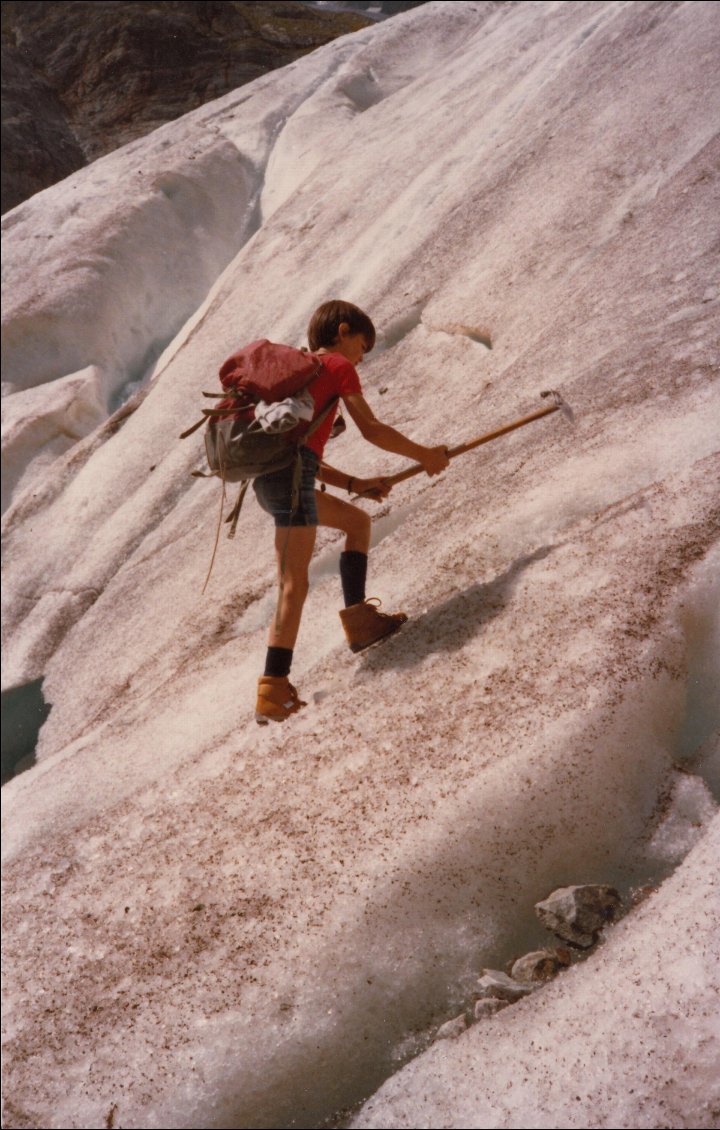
[{"xmin": 2, "ymin": 2, "xmax": 719, "ymax": 1128}]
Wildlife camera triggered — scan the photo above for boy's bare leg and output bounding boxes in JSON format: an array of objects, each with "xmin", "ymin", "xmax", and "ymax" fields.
[
  {"xmin": 315, "ymin": 486, "xmax": 406, "ymax": 649},
  {"xmin": 267, "ymin": 525, "xmax": 317, "ymax": 649},
  {"xmin": 315, "ymin": 490, "xmax": 371, "ymax": 553}
]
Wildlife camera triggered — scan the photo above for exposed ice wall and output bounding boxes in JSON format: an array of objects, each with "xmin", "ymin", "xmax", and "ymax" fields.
[
  {"xmin": 2, "ymin": 3, "xmax": 719, "ymax": 1129},
  {"xmin": 352, "ymin": 813, "xmax": 720, "ymax": 1130}
]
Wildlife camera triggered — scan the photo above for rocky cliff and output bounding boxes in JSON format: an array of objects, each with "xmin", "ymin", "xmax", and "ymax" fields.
[
  {"xmin": 2, "ymin": 2, "xmax": 719, "ymax": 1127},
  {"xmin": 1, "ymin": 0, "xmax": 370, "ymax": 212}
]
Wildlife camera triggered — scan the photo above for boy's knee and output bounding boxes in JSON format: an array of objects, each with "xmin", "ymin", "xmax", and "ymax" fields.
[
  {"xmin": 345, "ymin": 508, "xmax": 371, "ymax": 553},
  {"xmin": 283, "ymin": 572, "xmax": 310, "ymax": 601},
  {"xmin": 347, "ymin": 508, "xmax": 371, "ymax": 549}
]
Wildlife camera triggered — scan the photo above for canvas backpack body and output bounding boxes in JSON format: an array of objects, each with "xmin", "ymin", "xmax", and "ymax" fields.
[
  {"xmin": 181, "ymin": 339, "xmax": 326, "ymax": 483},
  {"xmin": 180, "ymin": 340, "xmax": 337, "ymax": 589},
  {"xmin": 204, "ymin": 415, "xmax": 299, "ymax": 483}
]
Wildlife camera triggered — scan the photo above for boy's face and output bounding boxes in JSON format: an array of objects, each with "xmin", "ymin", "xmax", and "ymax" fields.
[{"xmin": 334, "ymin": 324, "xmax": 371, "ymax": 365}]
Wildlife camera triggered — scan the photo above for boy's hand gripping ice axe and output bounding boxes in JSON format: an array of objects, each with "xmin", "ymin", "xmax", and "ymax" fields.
[{"xmin": 354, "ymin": 390, "xmax": 574, "ymax": 497}]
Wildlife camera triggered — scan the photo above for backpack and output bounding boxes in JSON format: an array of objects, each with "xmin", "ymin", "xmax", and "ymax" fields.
[
  {"xmin": 181, "ymin": 339, "xmax": 324, "ymax": 468},
  {"xmin": 180, "ymin": 340, "xmax": 337, "ymax": 590}
]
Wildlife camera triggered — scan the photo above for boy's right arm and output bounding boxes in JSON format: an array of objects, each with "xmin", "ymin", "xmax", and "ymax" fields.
[{"xmin": 343, "ymin": 393, "xmax": 448, "ymax": 476}]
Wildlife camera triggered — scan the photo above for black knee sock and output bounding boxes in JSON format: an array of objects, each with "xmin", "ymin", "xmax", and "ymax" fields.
[
  {"xmin": 340, "ymin": 551, "xmax": 368, "ymax": 607},
  {"xmin": 264, "ymin": 646, "xmax": 293, "ymax": 677}
]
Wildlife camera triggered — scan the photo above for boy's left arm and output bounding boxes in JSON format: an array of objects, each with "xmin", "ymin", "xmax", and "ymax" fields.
[{"xmin": 318, "ymin": 461, "xmax": 391, "ymax": 501}]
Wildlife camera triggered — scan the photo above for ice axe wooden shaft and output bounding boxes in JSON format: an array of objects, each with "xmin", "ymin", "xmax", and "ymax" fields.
[{"xmin": 359, "ymin": 390, "xmax": 573, "ymax": 494}]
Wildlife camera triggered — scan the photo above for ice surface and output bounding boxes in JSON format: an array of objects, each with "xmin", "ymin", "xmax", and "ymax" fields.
[
  {"xmin": 645, "ymin": 770, "xmax": 718, "ymax": 866},
  {"xmin": 1, "ymin": 365, "xmax": 107, "ymax": 510},
  {"xmin": 2, "ymin": 2, "xmax": 720, "ymax": 1128}
]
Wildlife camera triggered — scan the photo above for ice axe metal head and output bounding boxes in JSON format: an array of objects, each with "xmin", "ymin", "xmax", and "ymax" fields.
[{"xmin": 540, "ymin": 388, "xmax": 575, "ymax": 425}]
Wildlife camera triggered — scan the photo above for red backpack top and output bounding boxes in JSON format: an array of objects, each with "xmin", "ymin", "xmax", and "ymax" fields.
[
  {"xmin": 180, "ymin": 340, "xmax": 323, "ymax": 435},
  {"xmin": 218, "ymin": 340, "xmax": 321, "ymax": 404}
]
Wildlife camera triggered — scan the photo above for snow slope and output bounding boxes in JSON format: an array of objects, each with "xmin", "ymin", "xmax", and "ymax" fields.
[{"xmin": 2, "ymin": 2, "xmax": 719, "ymax": 1128}]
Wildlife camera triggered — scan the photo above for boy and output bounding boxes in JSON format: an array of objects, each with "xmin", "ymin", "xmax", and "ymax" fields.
[{"xmin": 255, "ymin": 300, "xmax": 449, "ymax": 723}]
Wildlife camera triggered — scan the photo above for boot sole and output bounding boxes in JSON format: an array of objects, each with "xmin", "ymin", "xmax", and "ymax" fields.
[
  {"xmin": 255, "ymin": 702, "xmax": 307, "ymax": 724},
  {"xmin": 349, "ymin": 618, "xmax": 407, "ymax": 653}
]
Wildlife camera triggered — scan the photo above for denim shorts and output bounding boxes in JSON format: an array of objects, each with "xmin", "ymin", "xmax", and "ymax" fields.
[{"xmin": 252, "ymin": 447, "xmax": 319, "ymax": 527}]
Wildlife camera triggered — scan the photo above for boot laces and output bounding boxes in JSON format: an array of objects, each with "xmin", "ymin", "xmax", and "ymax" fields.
[{"xmin": 365, "ymin": 597, "xmax": 402, "ymax": 622}]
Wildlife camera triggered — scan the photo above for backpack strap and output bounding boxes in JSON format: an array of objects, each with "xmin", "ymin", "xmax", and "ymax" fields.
[
  {"xmin": 225, "ymin": 480, "xmax": 250, "ymax": 540},
  {"xmin": 180, "ymin": 405, "xmax": 250, "ymax": 440},
  {"xmin": 300, "ymin": 395, "xmax": 339, "ymax": 443},
  {"xmin": 180, "ymin": 389, "xmax": 253, "ymax": 439},
  {"xmin": 201, "ymin": 467, "xmax": 228, "ymax": 594}
]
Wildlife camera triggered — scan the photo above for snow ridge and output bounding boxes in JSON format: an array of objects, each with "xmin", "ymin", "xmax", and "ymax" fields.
[{"xmin": 2, "ymin": 3, "xmax": 719, "ymax": 1129}]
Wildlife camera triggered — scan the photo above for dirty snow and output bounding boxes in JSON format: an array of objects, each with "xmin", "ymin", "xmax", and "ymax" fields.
[{"xmin": 2, "ymin": 2, "xmax": 719, "ymax": 1128}]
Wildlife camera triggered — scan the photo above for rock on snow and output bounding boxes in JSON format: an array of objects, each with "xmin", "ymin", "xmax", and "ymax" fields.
[
  {"xmin": 534, "ymin": 884, "xmax": 622, "ymax": 948},
  {"xmin": 2, "ymin": 2, "xmax": 719, "ymax": 1128}
]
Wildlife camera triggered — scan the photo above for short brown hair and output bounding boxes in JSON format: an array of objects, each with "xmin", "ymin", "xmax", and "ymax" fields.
[{"xmin": 307, "ymin": 300, "xmax": 376, "ymax": 352}]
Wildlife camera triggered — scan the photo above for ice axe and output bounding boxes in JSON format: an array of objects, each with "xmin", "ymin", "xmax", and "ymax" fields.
[{"xmin": 355, "ymin": 390, "xmax": 574, "ymax": 496}]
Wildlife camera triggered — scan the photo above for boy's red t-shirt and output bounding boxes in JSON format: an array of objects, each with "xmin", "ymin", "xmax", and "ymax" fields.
[{"xmin": 303, "ymin": 352, "xmax": 362, "ymax": 460}]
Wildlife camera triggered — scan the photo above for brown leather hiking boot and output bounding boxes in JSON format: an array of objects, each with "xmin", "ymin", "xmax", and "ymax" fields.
[
  {"xmin": 339, "ymin": 598, "xmax": 408, "ymax": 653},
  {"xmin": 255, "ymin": 676, "xmax": 307, "ymax": 724}
]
